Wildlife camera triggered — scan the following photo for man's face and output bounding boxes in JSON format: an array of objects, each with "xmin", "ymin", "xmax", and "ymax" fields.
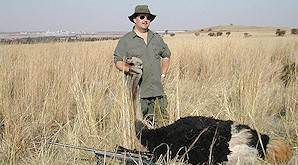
[{"xmin": 134, "ymin": 14, "xmax": 152, "ymax": 30}]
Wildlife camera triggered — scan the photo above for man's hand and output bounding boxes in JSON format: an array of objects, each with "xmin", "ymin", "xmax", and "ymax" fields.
[
  {"xmin": 126, "ymin": 57, "xmax": 143, "ymax": 75},
  {"xmin": 115, "ymin": 57, "xmax": 143, "ymax": 75},
  {"xmin": 128, "ymin": 65, "xmax": 143, "ymax": 74}
]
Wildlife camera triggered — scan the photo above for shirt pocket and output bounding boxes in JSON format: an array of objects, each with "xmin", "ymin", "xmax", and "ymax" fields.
[{"xmin": 127, "ymin": 47, "xmax": 143, "ymax": 59}]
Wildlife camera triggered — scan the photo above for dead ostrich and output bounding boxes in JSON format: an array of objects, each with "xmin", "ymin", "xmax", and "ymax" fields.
[{"xmin": 127, "ymin": 57, "xmax": 293, "ymax": 164}]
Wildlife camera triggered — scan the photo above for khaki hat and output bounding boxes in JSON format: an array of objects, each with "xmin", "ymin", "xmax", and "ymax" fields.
[{"xmin": 128, "ymin": 5, "xmax": 156, "ymax": 23}]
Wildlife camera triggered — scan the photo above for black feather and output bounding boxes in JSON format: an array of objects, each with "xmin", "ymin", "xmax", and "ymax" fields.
[{"xmin": 138, "ymin": 116, "xmax": 233, "ymax": 164}]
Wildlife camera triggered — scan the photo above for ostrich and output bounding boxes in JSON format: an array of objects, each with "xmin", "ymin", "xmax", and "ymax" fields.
[{"xmin": 127, "ymin": 57, "xmax": 293, "ymax": 164}]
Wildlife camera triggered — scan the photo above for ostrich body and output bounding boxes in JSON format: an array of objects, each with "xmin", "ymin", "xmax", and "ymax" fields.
[
  {"xmin": 138, "ymin": 116, "xmax": 233, "ymax": 164},
  {"xmin": 128, "ymin": 57, "xmax": 293, "ymax": 164}
]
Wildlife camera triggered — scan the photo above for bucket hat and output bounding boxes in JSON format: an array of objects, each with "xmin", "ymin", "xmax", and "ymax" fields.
[{"xmin": 128, "ymin": 5, "xmax": 156, "ymax": 23}]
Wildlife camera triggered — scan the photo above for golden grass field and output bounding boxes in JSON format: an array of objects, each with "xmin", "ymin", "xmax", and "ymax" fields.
[{"xmin": 0, "ymin": 29, "xmax": 297, "ymax": 164}]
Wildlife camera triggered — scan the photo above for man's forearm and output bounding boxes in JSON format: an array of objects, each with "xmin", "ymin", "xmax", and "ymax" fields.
[
  {"xmin": 115, "ymin": 61, "xmax": 130, "ymax": 73},
  {"xmin": 161, "ymin": 57, "xmax": 170, "ymax": 75}
]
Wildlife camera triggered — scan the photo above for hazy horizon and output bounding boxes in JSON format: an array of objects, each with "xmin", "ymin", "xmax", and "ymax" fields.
[{"xmin": 1, "ymin": 0, "xmax": 297, "ymax": 32}]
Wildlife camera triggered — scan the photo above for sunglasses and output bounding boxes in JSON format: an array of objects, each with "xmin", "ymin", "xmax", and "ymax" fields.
[{"xmin": 138, "ymin": 15, "xmax": 152, "ymax": 20}]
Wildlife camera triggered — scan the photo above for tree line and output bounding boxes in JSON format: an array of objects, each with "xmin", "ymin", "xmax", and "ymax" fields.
[{"xmin": 0, "ymin": 35, "xmax": 120, "ymax": 44}]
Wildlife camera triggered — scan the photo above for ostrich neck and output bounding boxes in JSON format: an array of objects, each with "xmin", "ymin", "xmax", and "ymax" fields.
[
  {"xmin": 131, "ymin": 67, "xmax": 153, "ymax": 135},
  {"xmin": 131, "ymin": 73, "xmax": 143, "ymax": 122}
]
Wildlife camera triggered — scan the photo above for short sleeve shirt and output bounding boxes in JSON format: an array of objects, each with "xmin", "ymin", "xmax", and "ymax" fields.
[{"xmin": 114, "ymin": 30, "xmax": 171, "ymax": 98}]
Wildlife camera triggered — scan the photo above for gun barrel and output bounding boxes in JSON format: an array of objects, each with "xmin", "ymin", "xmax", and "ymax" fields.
[
  {"xmin": 48, "ymin": 142, "xmax": 154, "ymax": 165},
  {"xmin": 48, "ymin": 142, "xmax": 98, "ymax": 152}
]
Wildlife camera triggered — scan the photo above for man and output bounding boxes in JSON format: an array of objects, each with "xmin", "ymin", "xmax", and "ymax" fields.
[{"xmin": 114, "ymin": 5, "xmax": 171, "ymax": 126}]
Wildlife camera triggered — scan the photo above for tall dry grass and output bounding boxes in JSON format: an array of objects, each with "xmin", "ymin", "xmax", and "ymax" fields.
[{"xmin": 0, "ymin": 34, "xmax": 297, "ymax": 164}]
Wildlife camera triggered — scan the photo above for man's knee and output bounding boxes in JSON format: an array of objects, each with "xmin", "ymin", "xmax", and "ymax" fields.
[
  {"xmin": 154, "ymin": 95, "xmax": 169, "ymax": 126},
  {"xmin": 141, "ymin": 98, "xmax": 154, "ymax": 122}
]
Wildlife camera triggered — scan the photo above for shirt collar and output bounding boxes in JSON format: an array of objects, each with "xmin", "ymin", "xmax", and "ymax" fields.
[
  {"xmin": 130, "ymin": 30, "xmax": 138, "ymax": 38},
  {"xmin": 129, "ymin": 26, "xmax": 154, "ymax": 39},
  {"xmin": 147, "ymin": 30, "xmax": 154, "ymax": 41}
]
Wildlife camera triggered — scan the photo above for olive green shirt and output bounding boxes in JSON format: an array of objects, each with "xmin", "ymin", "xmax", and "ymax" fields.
[{"xmin": 114, "ymin": 29, "xmax": 171, "ymax": 98}]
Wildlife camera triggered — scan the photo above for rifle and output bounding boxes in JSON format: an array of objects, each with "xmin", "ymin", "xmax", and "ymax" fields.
[{"xmin": 48, "ymin": 142, "xmax": 155, "ymax": 165}]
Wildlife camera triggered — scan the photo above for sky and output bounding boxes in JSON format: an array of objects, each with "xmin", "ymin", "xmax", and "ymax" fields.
[{"xmin": 1, "ymin": 0, "xmax": 297, "ymax": 32}]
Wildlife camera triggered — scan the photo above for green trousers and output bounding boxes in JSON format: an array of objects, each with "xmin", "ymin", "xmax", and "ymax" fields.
[{"xmin": 140, "ymin": 95, "xmax": 168, "ymax": 127}]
